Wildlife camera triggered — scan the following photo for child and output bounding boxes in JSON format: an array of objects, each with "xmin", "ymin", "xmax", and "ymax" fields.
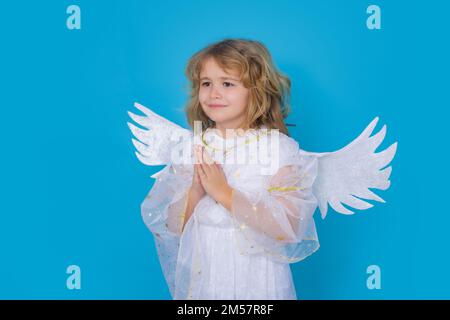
[{"xmin": 128, "ymin": 38, "xmax": 397, "ymax": 300}]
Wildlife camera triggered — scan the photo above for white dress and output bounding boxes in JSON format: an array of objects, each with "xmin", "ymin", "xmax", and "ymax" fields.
[{"xmin": 140, "ymin": 127, "xmax": 320, "ymax": 300}]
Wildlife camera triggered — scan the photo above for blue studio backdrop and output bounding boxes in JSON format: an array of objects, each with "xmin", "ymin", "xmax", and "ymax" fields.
[{"xmin": 0, "ymin": 0, "xmax": 448, "ymax": 299}]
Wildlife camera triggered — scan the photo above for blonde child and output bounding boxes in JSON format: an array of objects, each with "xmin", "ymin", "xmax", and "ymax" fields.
[{"xmin": 128, "ymin": 38, "xmax": 397, "ymax": 300}]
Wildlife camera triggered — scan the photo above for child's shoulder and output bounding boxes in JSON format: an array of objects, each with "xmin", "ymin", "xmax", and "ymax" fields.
[
  {"xmin": 267, "ymin": 130, "xmax": 307, "ymax": 167},
  {"xmin": 263, "ymin": 128, "xmax": 301, "ymax": 153}
]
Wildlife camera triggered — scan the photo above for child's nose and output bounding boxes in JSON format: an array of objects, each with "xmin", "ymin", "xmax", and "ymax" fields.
[{"xmin": 210, "ymin": 85, "xmax": 222, "ymax": 98}]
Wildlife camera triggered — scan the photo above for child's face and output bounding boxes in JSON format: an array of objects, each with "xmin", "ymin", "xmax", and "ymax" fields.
[{"xmin": 199, "ymin": 57, "xmax": 249, "ymax": 129}]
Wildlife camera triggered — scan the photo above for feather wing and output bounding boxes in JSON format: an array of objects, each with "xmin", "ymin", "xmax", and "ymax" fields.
[
  {"xmin": 127, "ymin": 102, "xmax": 192, "ymax": 167},
  {"xmin": 299, "ymin": 117, "xmax": 398, "ymax": 219}
]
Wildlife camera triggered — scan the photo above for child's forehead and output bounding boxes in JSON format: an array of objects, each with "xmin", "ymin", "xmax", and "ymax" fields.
[{"xmin": 199, "ymin": 58, "xmax": 241, "ymax": 79}]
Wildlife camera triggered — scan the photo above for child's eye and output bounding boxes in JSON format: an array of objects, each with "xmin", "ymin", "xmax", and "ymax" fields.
[{"xmin": 201, "ymin": 81, "xmax": 235, "ymax": 87}]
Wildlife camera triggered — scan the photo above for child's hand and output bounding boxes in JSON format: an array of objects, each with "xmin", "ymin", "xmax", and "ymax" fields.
[
  {"xmin": 195, "ymin": 145, "xmax": 233, "ymax": 209},
  {"xmin": 191, "ymin": 157, "xmax": 206, "ymax": 199}
]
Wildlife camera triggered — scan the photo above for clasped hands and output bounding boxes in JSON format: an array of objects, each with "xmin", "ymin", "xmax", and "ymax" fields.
[{"xmin": 191, "ymin": 144, "xmax": 233, "ymax": 212}]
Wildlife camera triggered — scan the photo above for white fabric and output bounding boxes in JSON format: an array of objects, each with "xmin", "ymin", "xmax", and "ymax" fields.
[{"xmin": 141, "ymin": 129, "xmax": 317, "ymax": 299}]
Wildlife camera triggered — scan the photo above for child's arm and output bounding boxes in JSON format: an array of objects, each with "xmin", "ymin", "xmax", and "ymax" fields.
[
  {"xmin": 166, "ymin": 187, "xmax": 203, "ymax": 234},
  {"xmin": 229, "ymin": 175, "xmax": 316, "ymax": 242},
  {"xmin": 217, "ymin": 185, "xmax": 304, "ymax": 241},
  {"xmin": 223, "ymin": 157, "xmax": 320, "ymax": 263},
  {"xmin": 141, "ymin": 164, "xmax": 195, "ymax": 238}
]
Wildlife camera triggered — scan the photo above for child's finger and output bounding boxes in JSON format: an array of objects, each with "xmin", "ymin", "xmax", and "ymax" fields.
[
  {"xmin": 195, "ymin": 146, "xmax": 203, "ymax": 164},
  {"xmin": 198, "ymin": 163, "xmax": 206, "ymax": 180},
  {"xmin": 201, "ymin": 148, "xmax": 214, "ymax": 175},
  {"xmin": 200, "ymin": 146, "xmax": 207, "ymax": 163},
  {"xmin": 214, "ymin": 161, "xmax": 223, "ymax": 171},
  {"xmin": 194, "ymin": 164, "xmax": 201, "ymax": 182},
  {"xmin": 201, "ymin": 147, "xmax": 215, "ymax": 173},
  {"xmin": 202, "ymin": 147, "xmax": 214, "ymax": 165}
]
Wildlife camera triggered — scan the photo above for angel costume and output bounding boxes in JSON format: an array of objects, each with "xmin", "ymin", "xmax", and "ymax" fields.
[{"xmin": 127, "ymin": 102, "xmax": 397, "ymax": 300}]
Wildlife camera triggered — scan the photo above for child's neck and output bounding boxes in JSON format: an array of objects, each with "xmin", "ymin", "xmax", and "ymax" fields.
[{"xmin": 213, "ymin": 123, "xmax": 249, "ymax": 139}]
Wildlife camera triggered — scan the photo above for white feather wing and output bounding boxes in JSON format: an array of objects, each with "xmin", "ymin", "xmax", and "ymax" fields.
[
  {"xmin": 299, "ymin": 117, "xmax": 398, "ymax": 219},
  {"xmin": 127, "ymin": 102, "xmax": 192, "ymax": 166}
]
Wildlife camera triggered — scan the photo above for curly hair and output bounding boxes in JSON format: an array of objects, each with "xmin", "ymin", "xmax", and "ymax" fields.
[{"xmin": 184, "ymin": 38, "xmax": 293, "ymax": 136}]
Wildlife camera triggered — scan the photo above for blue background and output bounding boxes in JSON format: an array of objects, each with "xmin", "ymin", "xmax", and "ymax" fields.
[{"xmin": 0, "ymin": 0, "xmax": 448, "ymax": 299}]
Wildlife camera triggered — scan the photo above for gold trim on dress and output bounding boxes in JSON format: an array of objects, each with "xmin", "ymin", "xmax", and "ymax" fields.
[
  {"xmin": 179, "ymin": 190, "xmax": 191, "ymax": 234},
  {"xmin": 200, "ymin": 127, "xmax": 271, "ymax": 156},
  {"xmin": 267, "ymin": 186, "xmax": 300, "ymax": 192}
]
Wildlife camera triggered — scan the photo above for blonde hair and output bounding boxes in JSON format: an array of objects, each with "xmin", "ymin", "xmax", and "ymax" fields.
[{"xmin": 184, "ymin": 38, "xmax": 293, "ymax": 136}]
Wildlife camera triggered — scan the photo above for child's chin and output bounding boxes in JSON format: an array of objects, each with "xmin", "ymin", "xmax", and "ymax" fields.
[{"xmin": 207, "ymin": 113, "xmax": 229, "ymax": 122}]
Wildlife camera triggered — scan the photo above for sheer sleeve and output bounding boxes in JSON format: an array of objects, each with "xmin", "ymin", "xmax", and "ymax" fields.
[
  {"xmin": 140, "ymin": 163, "xmax": 193, "ymax": 296},
  {"xmin": 229, "ymin": 155, "xmax": 320, "ymax": 264}
]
